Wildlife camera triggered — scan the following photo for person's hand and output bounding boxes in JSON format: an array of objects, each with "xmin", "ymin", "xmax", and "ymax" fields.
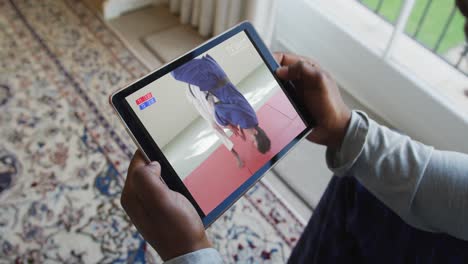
[
  {"xmin": 238, "ymin": 125, "xmax": 246, "ymax": 141},
  {"xmin": 121, "ymin": 151, "xmax": 211, "ymax": 261},
  {"xmin": 274, "ymin": 52, "xmax": 351, "ymax": 150},
  {"xmin": 227, "ymin": 124, "xmax": 240, "ymax": 137}
]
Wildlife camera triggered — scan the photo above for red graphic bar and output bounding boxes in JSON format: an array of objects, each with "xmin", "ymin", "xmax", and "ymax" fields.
[{"xmin": 136, "ymin": 92, "xmax": 153, "ymax": 105}]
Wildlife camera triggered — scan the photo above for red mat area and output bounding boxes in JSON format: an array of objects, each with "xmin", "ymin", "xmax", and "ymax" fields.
[{"xmin": 183, "ymin": 91, "xmax": 306, "ymax": 214}]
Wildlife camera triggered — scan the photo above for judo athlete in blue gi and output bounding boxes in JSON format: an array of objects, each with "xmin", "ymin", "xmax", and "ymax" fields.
[{"xmin": 171, "ymin": 54, "xmax": 271, "ymax": 168}]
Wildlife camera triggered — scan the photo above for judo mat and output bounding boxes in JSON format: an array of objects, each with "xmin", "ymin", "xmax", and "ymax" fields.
[
  {"xmin": 185, "ymin": 91, "xmax": 307, "ymax": 214},
  {"xmin": 0, "ymin": 0, "xmax": 304, "ymax": 262}
]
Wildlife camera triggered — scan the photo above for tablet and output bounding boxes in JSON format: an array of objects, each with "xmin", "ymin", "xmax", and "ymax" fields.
[{"xmin": 110, "ymin": 21, "xmax": 314, "ymax": 227}]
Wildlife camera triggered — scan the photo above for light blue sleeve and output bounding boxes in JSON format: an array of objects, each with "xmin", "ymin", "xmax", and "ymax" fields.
[
  {"xmin": 164, "ymin": 248, "xmax": 223, "ymax": 264},
  {"xmin": 326, "ymin": 111, "xmax": 468, "ymax": 241}
]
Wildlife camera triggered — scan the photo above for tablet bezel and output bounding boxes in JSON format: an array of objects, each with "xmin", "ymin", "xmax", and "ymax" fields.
[{"xmin": 110, "ymin": 21, "xmax": 315, "ymax": 227}]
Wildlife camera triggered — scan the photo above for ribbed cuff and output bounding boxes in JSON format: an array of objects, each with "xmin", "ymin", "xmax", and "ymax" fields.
[
  {"xmin": 165, "ymin": 248, "xmax": 223, "ymax": 264},
  {"xmin": 326, "ymin": 110, "xmax": 369, "ymax": 176}
]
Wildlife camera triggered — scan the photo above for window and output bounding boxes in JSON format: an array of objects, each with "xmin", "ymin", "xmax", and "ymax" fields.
[
  {"xmin": 274, "ymin": 0, "xmax": 468, "ymax": 153},
  {"xmin": 358, "ymin": 0, "xmax": 467, "ymax": 76}
]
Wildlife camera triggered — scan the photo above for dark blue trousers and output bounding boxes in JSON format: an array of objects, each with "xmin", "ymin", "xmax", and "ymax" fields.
[{"xmin": 288, "ymin": 176, "xmax": 468, "ymax": 264}]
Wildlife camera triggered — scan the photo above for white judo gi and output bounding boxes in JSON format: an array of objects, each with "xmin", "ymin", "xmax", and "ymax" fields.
[{"xmin": 185, "ymin": 85, "xmax": 234, "ymax": 151}]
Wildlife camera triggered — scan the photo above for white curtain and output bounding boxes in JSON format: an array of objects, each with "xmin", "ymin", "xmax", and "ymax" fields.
[{"xmin": 168, "ymin": 0, "xmax": 277, "ymax": 46}]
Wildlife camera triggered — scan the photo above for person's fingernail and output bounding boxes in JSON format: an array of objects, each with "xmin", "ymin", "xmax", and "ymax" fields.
[
  {"xmin": 148, "ymin": 161, "xmax": 160, "ymax": 167},
  {"xmin": 277, "ymin": 66, "xmax": 288, "ymax": 76}
]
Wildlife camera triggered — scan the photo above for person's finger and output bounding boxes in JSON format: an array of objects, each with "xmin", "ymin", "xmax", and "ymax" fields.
[
  {"xmin": 276, "ymin": 60, "xmax": 322, "ymax": 83},
  {"xmin": 274, "ymin": 52, "xmax": 301, "ymax": 66},
  {"xmin": 273, "ymin": 52, "xmax": 284, "ymax": 64},
  {"xmin": 121, "ymin": 174, "xmax": 155, "ymax": 241},
  {"xmin": 130, "ymin": 161, "xmax": 170, "ymax": 205},
  {"xmin": 274, "ymin": 52, "xmax": 320, "ymax": 67},
  {"xmin": 306, "ymin": 130, "xmax": 323, "ymax": 144},
  {"xmin": 128, "ymin": 150, "xmax": 148, "ymax": 175}
]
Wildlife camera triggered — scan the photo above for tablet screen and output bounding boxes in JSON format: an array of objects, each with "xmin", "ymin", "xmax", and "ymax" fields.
[{"xmin": 125, "ymin": 31, "xmax": 306, "ymax": 215}]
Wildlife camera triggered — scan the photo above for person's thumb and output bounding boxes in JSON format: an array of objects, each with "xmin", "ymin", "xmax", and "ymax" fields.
[
  {"xmin": 146, "ymin": 161, "xmax": 162, "ymax": 175},
  {"xmin": 131, "ymin": 161, "xmax": 169, "ymax": 203}
]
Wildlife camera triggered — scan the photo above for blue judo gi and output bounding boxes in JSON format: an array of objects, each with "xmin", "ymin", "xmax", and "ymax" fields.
[{"xmin": 171, "ymin": 54, "xmax": 258, "ymax": 129}]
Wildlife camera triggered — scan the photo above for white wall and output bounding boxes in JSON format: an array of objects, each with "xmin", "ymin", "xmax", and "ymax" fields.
[
  {"xmin": 202, "ymin": 31, "xmax": 263, "ymax": 85},
  {"xmin": 274, "ymin": 0, "xmax": 468, "ymax": 154},
  {"xmin": 126, "ymin": 73, "xmax": 198, "ymax": 148}
]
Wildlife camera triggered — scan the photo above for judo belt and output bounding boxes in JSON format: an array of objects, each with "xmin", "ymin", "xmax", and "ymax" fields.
[{"xmin": 205, "ymin": 76, "xmax": 230, "ymax": 100}]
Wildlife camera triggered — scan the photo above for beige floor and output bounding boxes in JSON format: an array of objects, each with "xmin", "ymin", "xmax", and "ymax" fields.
[{"xmin": 105, "ymin": 4, "xmax": 386, "ymax": 221}]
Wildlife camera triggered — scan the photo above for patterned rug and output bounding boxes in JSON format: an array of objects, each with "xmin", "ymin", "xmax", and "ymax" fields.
[{"xmin": 0, "ymin": 0, "xmax": 304, "ymax": 263}]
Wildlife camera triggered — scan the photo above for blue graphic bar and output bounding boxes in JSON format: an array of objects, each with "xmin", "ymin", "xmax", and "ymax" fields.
[{"xmin": 139, "ymin": 97, "xmax": 156, "ymax": 110}]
